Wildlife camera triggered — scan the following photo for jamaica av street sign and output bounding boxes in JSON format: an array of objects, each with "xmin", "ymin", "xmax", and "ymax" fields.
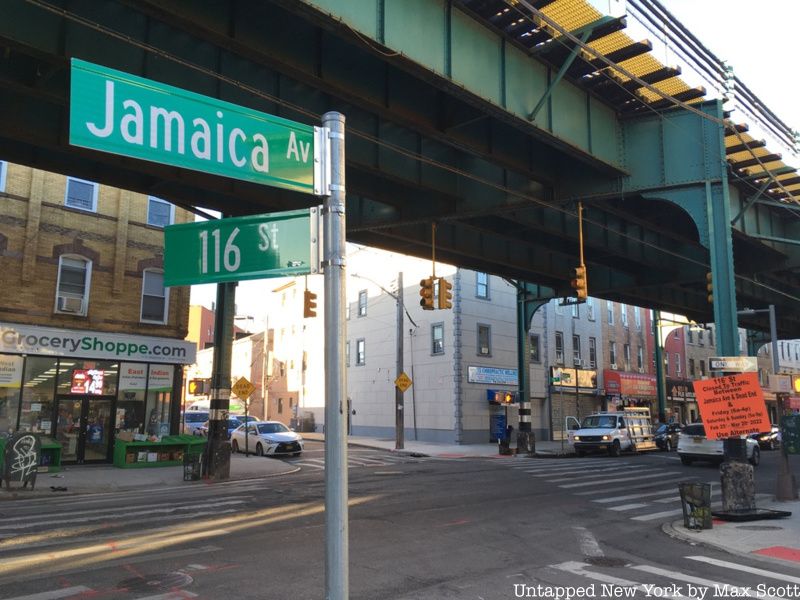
[{"xmin": 70, "ymin": 58, "xmax": 321, "ymax": 194}]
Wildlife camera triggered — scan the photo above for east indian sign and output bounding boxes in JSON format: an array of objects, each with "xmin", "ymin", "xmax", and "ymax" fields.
[
  {"xmin": 164, "ymin": 209, "xmax": 320, "ymax": 286},
  {"xmin": 693, "ymin": 372, "xmax": 770, "ymax": 439},
  {"xmin": 69, "ymin": 59, "xmax": 319, "ymax": 194}
]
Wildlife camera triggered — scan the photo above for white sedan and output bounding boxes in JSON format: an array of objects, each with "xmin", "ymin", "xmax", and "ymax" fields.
[{"xmin": 230, "ymin": 421, "xmax": 304, "ymax": 457}]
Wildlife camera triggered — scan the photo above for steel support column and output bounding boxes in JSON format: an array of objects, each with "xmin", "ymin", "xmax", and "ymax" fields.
[{"xmin": 706, "ymin": 180, "xmax": 739, "ymax": 355}]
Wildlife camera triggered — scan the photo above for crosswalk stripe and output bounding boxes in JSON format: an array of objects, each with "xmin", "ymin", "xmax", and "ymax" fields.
[
  {"xmin": 631, "ymin": 508, "xmax": 684, "ymax": 521},
  {"xmin": 592, "ymin": 488, "xmax": 683, "ymax": 503},
  {"xmin": 136, "ymin": 593, "xmax": 198, "ymax": 600},
  {"xmin": 607, "ymin": 503, "xmax": 649, "ymax": 511},
  {"xmin": 632, "ymin": 564, "xmax": 781, "ymax": 600},
  {"xmin": 546, "ymin": 466, "xmax": 650, "ymax": 483},
  {"xmin": 1, "ymin": 586, "xmax": 92, "ymax": 600},
  {"xmin": 529, "ymin": 465, "xmax": 641, "ymax": 477},
  {"xmin": 550, "ymin": 561, "xmax": 685, "ymax": 599},
  {"xmin": 686, "ymin": 556, "xmax": 800, "ymax": 584},
  {"xmin": 560, "ymin": 471, "xmax": 678, "ymax": 489},
  {"xmin": 574, "ymin": 475, "xmax": 698, "ymax": 495}
]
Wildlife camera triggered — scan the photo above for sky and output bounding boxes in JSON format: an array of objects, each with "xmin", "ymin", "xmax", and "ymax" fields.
[
  {"xmin": 190, "ymin": 0, "xmax": 799, "ymax": 324},
  {"xmin": 657, "ymin": 0, "xmax": 798, "ymax": 133}
]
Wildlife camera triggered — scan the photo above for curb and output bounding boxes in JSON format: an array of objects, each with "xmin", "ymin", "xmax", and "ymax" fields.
[{"xmin": 661, "ymin": 519, "xmax": 800, "ymax": 571}]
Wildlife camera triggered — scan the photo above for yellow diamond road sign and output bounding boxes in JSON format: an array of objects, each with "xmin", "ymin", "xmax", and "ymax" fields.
[
  {"xmin": 232, "ymin": 376, "xmax": 256, "ymax": 400},
  {"xmin": 395, "ymin": 372, "xmax": 412, "ymax": 393}
]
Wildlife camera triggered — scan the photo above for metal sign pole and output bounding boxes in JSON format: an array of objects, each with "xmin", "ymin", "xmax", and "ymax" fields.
[{"xmin": 322, "ymin": 111, "xmax": 348, "ymax": 600}]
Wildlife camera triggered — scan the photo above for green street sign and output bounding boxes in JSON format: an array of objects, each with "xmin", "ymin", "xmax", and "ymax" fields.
[
  {"xmin": 164, "ymin": 209, "xmax": 320, "ymax": 286},
  {"xmin": 70, "ymin": 58, "xmax": 319, "ymax": 194}
]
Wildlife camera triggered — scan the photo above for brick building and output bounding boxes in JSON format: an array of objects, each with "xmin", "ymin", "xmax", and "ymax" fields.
[{"xmin": 0, "ymin": 160, "xmax": 196, "ymax": 464}]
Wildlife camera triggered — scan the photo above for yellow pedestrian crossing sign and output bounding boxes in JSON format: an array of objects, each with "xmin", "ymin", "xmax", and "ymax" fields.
[
  {"xmin": 232, "ymin": 376, "xmax": 256, "ymax": 400},
  {"xmin": 395, "ymin": 372, "xmax": 412, "ymax": 393}
]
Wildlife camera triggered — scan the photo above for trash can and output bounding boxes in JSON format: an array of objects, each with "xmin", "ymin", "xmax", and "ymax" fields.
[
  {"xmin": 678, "ymin": 482, "xmax": 712, "ymax": 530},
  {"xmin": 183, "ymin": 452, "xmax": 203, "ymax": 481}
]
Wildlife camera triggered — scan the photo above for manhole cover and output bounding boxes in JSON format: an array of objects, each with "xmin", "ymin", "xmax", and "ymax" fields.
[
  {"xmin": 736, "ymin": 525, "xmax": 783, "ymax": 531},
  {"xmin": 585, "ymin": 557, "xmax": 628, "ymax": 567},
  {"xmin": 117, "ymin": 572, "xmax": 193, "ymax": 592}
]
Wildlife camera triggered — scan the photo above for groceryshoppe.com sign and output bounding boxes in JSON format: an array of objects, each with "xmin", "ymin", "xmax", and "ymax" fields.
[{"xmin": 0, "ymin": 323, "xmax": 196, "ymax": 365}]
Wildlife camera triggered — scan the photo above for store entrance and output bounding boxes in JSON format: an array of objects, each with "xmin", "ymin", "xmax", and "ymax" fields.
[{"xmin": 55, "ymin": 396, "xmax": 113, "ymax": 463}]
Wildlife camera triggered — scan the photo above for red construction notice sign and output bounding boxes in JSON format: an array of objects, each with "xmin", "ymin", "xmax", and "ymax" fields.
[{"xmin": 693, "ymin": 372, "xmax": 770, "ymax": 439}]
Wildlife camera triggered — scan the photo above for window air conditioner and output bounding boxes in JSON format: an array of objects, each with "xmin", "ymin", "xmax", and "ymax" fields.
[
  {"xmin": 638, "ymin": 367, "xmax": 645, "ymax": 373},
  {"xmin": 57, "ymin": 295, "xmax": 83, "ymax": 313},
  {"xmin": 610, "ymin": 363, "xmax": 617, "ymax": 369}
]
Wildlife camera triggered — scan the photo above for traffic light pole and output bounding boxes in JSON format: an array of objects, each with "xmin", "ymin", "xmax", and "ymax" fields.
[
  {"xmin": 395, "ymin": 271, "xmax": 404, "ymax": 450},
  {"xmin": 205, "ymin": 280, "xmax": 235, "ymax": 480}
]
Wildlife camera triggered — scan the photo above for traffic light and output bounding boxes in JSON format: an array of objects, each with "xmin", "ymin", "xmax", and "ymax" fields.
[
  {"xmin": 571, "ymin": 265, "xmax": 588, "ymax": 301},
  {"xmin": 706, "ymin": 271, "xmax": 714, "ymax": 304},
  {"xmin": 303, "ymin": 289, "xmax": 318, "ymax": 318},
  {"xmin": 419, "ymin": 277, "xmax": 435, "ymax": 310},
  {"xmin": 438, "ymin": 277, "xmax": 453, "ymax": 309}
]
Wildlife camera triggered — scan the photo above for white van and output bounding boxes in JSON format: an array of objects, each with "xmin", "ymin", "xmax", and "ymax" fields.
[{"xmin": 571, "ymin": 408, "xmax": 656, "ymax": 456}]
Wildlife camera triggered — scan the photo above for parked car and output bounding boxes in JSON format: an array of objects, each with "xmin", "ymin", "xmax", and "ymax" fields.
[
  {"xmin": 749, "ymin": 425, "xmax": 781, "ymax": 450},
  {"xmin": 194, "ymin": 417, "xmax": 244, "ymax": 439},
  {"xmin": 677, "ymin": 423, "xmax": 759, "ymax": 466},
  {"xmin": 654, "ymin": 423, "xmax": 682, "ymax": 451},
  {"xmin": 181, "ymin": 410, "xmax": 209, "ymax": 436},
  {"xmin": 230, "ymin": 421, "xmax": 304, "ymax": 457}
]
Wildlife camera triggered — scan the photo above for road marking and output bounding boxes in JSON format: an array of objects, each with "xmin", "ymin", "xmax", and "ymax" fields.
[
  {"xmin": 686, "ymin": 556, "xmax": 800, "ymax": 583},
  {"xmin": 607, "ymin": 503, "xmax": 650, "ymax": 511},
  {"xmin": 574, "ymin": 475, "xmax": 698, "ymax": 495},
  {"xmin": 631, "ymin": 508, "xmax": 684, "ymax": 521},
  {"xmin": 546, "ymin": 466, "xmax": 650, "ymax": 482},
  {"xmin": 573, "ymin": 527, "xmax": 603, "ymax": 557},
  {"xmin": 530, "ymin": 464, "xmax": 642, "ymax": 476},
  {"xmin": 560, "ymin": 471, "xmax": 679, "ymax": 488},
  {"xmin": 136, "ymin": 593, "xmax": 198, "ymax": 600},
  {"xmin": 632, "ymin": 564, "xmax": 780, "ymax": 600},
  {"xmin": 592, "ymin": 488, "xmax": 683, "ymax": 503},
  {"xmin": 1, "ymin": 587, "xmax": 92, "ymax": 600}
]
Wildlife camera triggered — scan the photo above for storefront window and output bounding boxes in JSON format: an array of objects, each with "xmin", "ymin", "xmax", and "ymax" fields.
[
  {"xmin": 0, "ymin": 354, "xmax": 24, "ymax": 434},
  {"xmin": 19, "ymin": 356, "xmax": 58, "ymax": 433},
  {"xmin": 57, "ymin": 360, "xmax": 119, "ymax": 396},
  {"xmin": 117, "ymin": 362, "xmax": 148, "ymax": 433},
  {"xmin": 145, "ymin": 365, "xmax": 173, "ymax": 436}
]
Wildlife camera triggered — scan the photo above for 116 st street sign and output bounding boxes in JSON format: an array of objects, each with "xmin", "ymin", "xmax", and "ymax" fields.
[
  {"xmin": 70, "ymin": 58, "xmax": 321, "ymax": 194},
  {"xmin": 164, "ymin": 209, "xmax": 321, "ymax": 286}
]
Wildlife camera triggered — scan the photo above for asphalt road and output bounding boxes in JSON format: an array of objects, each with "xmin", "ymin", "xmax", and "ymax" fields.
[{"xmin": 0, "ymin": 442, "xmax": 798, "ymax": 600}]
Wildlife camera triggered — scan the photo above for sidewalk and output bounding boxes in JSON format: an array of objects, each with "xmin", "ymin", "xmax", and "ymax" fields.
[
  {"xmin": 0, "ymin": 452, "xmax": 297, "ymax": 499},
  {"xmin": 302, "ymin": 432, "xmax": 576, "ymax": 458},
  {"xmin": 664, "ymin": 499, "xmax": 800, "ymax": 568}
]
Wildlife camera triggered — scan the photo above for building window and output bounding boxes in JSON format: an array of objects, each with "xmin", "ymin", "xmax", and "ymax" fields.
[
  {"xmin": 589, "ymin": 337, "xmax": 597, "ymax": 368},
  {"xmin": 675, "ymin": 353, "xmax": 681, "ymax": 375},
  {"xmin": 141, "ymin": 269, "xmax": 168, "ymax": 323},
  {"xmin": 572, "ymin": 334, "xmax": 581, "ymax": 366},
  {"xmin": 432, "ymin": 323, "xmax": 444, "ymax": 355},
  {"xmin": 477, "ymin": 324, "xmax": 491, "ymax": 356},
  {"xmin": 358, "ymin": 290, "xmax": 367, "ymax": 317},
  {"xmin": 586, "ymin": 298, "xmax": 595, "ymax": 321},
  {"xmin": 55, "ymin": 255, "xmax": 91, "ymax": 316},
  {"xmin": 698, "ymin": 330, "xmax": 704, "ymax": 346},
  {"xmin": 65, "ymin": 177, "xmax": 98, "ymax": 212},
  {"xmin": 147, "ymin": 197, "xmax": 174, "ymax": 228},
  {"xmin": 620, "ymin": 304, "xmax": 628, "ymax": 327},
  {"xmin": 687, "ymin": 328, "xmax": 694, "ymax": 344},
  {"xmin": 346, "ymin": 341, "xmax": 350, "ymax": 367},
  {"xmin": 609, "ymin": 342, "xmax": 617, "ymax": 367},
  {"xmin": 637, "ymin": 346, "xmax": 644, "ymax": 370},
  {"xmin": 709, "ymin": 329, "xmax": 714, "ymax": 347},
  {"xmin": 555, "ymin": 332, "xmax": 564, "ymax": 365},
  {"xmin": 476, "ymin": 272, "xmax": 489, "ymax": 299},
  {"xmin": 623, "ymin": 344, "xmax": 631, "ymax": 370},
  {"xmin": 699, "ymin": 360, "xmax": 706, "ymax": 377},
  {"xmin": 607, "ymin": 301, "xmax": 614, "ymax": 325},
  {"xmin": 571, "ymin": 302, "xmax": 579, "ymax": 319},
  {"xmin": 0, "ymin": 160, "xmax": 6, "ymax": 192},
  {"xmin": 664, "ymin": 352, "xmax": 670, "ymax": 375},
  {"xmin": 278, "ymin": 398, "xmax": 283, "ymax": 414},
  {"xmin": 530, "ymin": 333, "xmax": 541, "ymax": 363},
  {"xmin": 356, "ymin": 339, "xmax": 365, "ymax": 366},
  {"xmin": 634, "ymin": 306, "xmax": 641, "ymax": 329},
  {"xmin": 689, "ymin": 358, "xmax": 695, "ymax": 377}
]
